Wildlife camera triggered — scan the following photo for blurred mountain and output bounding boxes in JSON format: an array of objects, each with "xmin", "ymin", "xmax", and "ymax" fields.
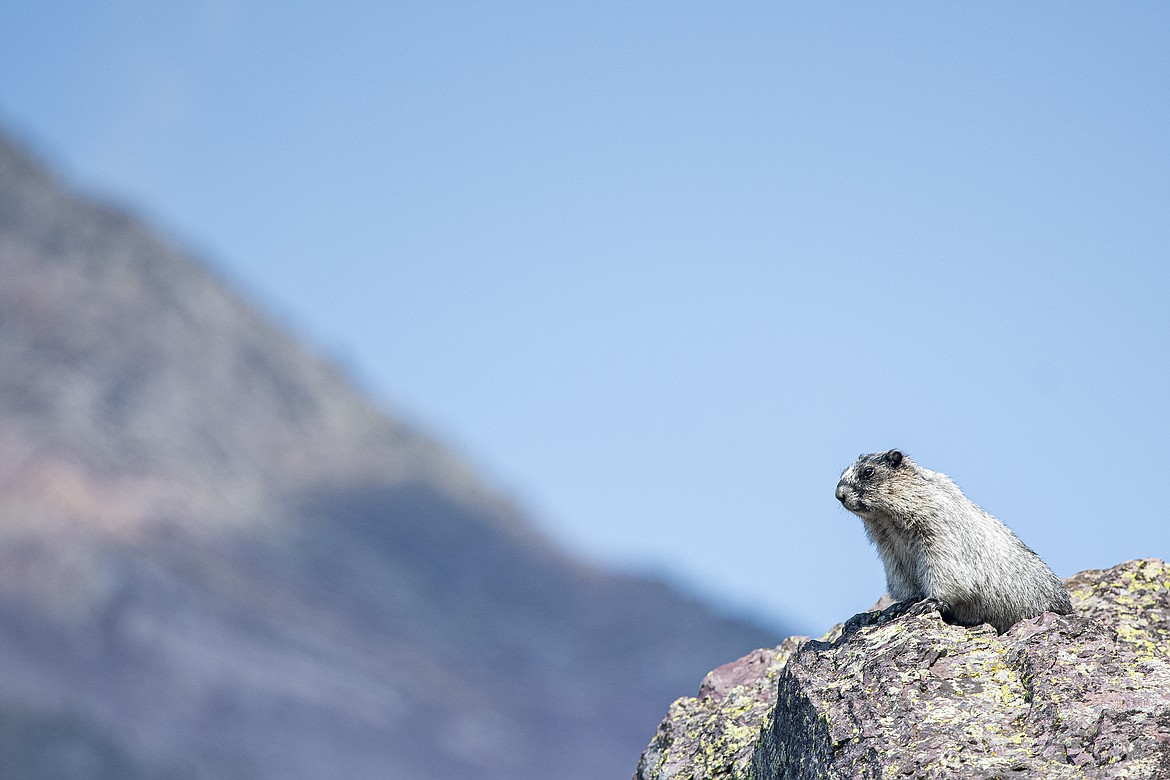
[{"xmin": 0, "ymin": 130, "xmax": 783, "ymax": 779}]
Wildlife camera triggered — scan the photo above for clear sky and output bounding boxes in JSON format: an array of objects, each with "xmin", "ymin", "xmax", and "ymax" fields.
[{"xmin": 1, "ymin": 2, "xmax": 1167, "ymax": 636}]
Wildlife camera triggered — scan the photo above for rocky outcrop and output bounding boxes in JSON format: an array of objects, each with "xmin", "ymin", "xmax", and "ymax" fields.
[{"xmin": 635, "ymin": 558, "xmax": 1170, "ymax": 780}]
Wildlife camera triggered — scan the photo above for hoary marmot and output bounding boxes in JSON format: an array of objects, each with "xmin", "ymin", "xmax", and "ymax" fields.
[{"xmin": 835, "ymin": 450, "xmax": 1072, "ymax": 633}]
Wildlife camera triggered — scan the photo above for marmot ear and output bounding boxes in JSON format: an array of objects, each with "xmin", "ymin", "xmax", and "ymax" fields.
[{"xmin": 886, "ymin": 450, "xmax": 903, "ymax": 467}]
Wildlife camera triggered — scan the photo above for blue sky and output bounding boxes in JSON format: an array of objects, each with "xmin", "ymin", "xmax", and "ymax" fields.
[{"xmin": 2, "ymin": 2, "xmax": 1168, "ymax": 635}]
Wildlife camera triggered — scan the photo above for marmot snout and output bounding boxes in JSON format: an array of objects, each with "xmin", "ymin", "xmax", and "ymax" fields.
[{"xmin": 836, "ymin": 449, "xmax": 1072, "ymax": 634}]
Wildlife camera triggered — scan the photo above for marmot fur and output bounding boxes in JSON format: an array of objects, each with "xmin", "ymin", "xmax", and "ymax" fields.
[{"xmin": 835, "ymin": 449, "xmax": 1072, "ymax": 634}]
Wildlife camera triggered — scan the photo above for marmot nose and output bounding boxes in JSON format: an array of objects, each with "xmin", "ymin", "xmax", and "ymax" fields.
[{"xmin": 835, "ymin": 481, "xmax": 847, "ymax": 503}]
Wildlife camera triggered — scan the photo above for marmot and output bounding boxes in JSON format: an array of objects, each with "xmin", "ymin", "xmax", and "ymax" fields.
[{"xmin": 835, "ymin": 449, "xmax": 1072, "ymax": 634}]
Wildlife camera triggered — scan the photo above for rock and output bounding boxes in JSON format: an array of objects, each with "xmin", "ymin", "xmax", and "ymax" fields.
[
  {"xmin": 633, "ymin": 638, "xmax": 807, "ymax": 780},
  {"xmin": 1065, "ymin": 558, "xmax": 1170, "ymax": 657},
  {"xmin": 635, "ymin": 559, "xmax": 1170, "ymax": 780}
]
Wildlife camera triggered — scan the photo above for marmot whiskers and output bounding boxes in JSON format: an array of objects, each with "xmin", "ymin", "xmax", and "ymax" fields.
[{"xmin": 835, "ymin": 450, "xmax": 1072, "ymax": 634}]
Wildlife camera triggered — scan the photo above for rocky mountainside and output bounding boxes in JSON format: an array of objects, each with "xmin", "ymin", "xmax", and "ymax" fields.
[
  {"xmin": 635, "ymin": 558, "xmax": 1170, "ymax": 779},
  {"xmin": 0, "ymin": 130, "xmax": 783, "ymax": 779}
]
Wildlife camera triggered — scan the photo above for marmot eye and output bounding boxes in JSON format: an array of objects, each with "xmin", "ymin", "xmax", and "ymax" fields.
[{"xmin": 861, "ymin": 466, "xmax": 876, "ymax": 479}]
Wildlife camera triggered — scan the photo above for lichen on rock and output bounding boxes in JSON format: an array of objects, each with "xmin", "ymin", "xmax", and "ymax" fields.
[
  {"xmin": 634, "ymin": 559, "xmax": 1170, "ymax": 780},
  {"xmin": 633, "ymin": 637, "xmax": 807, "ymax": 780},
  {"xmin": 1066, "ymin": 558, "xmax": 1170, "ymax": 658}
]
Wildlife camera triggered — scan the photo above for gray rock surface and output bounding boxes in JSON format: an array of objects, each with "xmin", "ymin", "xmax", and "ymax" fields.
[{"xmin": 636, "ymin": 558, "xmax": 1170, "ymax": 780}]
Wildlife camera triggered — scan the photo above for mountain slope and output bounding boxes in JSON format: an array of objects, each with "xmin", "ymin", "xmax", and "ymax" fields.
[{"xmin": 0, "ymin": 130, "xmax": 782, "ymax": 779}]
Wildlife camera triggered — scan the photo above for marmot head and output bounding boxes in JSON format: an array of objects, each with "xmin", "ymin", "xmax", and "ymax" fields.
[{"xmin": 835, "ymin": 449, "xmax": 908, "ymax": 518}]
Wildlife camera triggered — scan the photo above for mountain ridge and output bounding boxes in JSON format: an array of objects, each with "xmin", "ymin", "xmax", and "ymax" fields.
[{"xmin": 0, "ymin": 128, "xmax": 784, "ymax": 779}]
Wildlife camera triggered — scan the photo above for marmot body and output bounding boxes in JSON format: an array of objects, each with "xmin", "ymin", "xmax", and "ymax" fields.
[{"xmin": 835, "ymin": 450, "xmax": 1072, "ymax": 634}]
